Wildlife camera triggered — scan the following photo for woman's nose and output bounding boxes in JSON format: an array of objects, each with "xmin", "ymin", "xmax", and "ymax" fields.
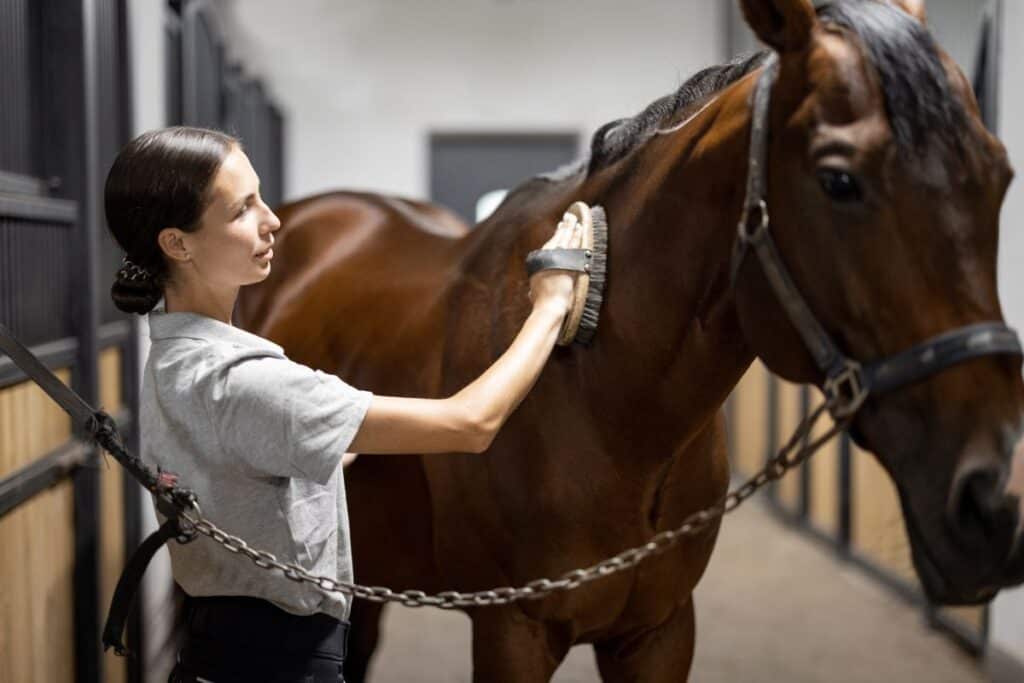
[{"xmin": 262, "ymin": 203, "xmax": 282, "ymax": 232}]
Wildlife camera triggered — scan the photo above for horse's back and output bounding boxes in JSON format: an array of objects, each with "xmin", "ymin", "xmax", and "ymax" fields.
[{"xmin": 237, "ymin": 191, "xmax": 470, "ymax": 396}]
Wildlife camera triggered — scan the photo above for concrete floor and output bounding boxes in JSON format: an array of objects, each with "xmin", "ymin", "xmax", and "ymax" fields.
[{"xmin": 366, "ymin": 501, "xmax": 1011, "ymax": 682}]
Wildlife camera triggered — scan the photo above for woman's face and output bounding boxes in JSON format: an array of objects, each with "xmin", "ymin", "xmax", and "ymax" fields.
[{"xmin": 177, "ymin": 146, "xmax": 281, "ymax": 289}]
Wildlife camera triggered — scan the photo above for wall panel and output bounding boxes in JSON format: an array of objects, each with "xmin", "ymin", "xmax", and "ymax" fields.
[
  {"xmin": 851, "ymin": 445, "xmax": 916, "ymax": 583},
  {"xmin": 730, "ymin": 361, "xmax": 769, "ymax": 478},
  {"xmin": 0, "ymin": 372, "xmax": 75, "ymax": 682},
  {"xmin": 99, "ymin": 348, "xmax": 125, "ymax": 683}
]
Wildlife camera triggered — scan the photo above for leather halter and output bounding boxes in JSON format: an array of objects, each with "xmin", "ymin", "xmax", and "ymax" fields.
[{"xmin": 730, "ymin": 54, "xmax": 1023, "ymax": 419}]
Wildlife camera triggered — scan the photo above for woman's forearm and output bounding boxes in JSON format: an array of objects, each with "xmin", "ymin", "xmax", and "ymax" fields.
[{"xmin": 453, "ymin": 301, "xmax": 568, "ymax": 442}]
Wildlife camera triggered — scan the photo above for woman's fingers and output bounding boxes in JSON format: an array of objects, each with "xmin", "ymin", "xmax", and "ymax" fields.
[
  {"xmin": 539, "ymin": 211, "xmax": 583, "ymax": 251},
  {"xmin": 561, "ymin": 213, "xmax": 578, "ymax": 243}
]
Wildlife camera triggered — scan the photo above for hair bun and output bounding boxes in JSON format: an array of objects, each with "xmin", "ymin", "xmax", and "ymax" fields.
[{"xmin": 111, "ymin": 270, "xmax": 163, "ymax": 314}]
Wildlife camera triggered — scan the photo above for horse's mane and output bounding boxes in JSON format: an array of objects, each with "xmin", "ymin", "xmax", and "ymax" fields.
[
  {"xmin": 586, "ymin": 50, "xmax": 770, "ymax": 175},
  {"xmin": 818, "ymin": 1, "xmax": 965, "ymax": 154}
]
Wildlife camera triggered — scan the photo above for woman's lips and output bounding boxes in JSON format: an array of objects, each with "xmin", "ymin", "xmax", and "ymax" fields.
[{"xmin": 256, "ymin": 247, "xmax": 274, "ymax": 260}]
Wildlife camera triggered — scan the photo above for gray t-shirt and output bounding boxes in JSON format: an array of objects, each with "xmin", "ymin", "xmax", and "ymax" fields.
[{"xmin": 141, "ymin": 307, "xmax": 373, "ymax": 620}]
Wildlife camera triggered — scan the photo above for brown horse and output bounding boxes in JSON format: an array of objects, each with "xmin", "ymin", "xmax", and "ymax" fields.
[{"xmin": 236, "ymin": 1, "xmax": 1024, "ymax": 680}]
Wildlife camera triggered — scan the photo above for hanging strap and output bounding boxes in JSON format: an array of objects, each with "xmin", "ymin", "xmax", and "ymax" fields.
[{"xmin": 101, "ymin": 517, "xmax": 184, "ymax": 656}]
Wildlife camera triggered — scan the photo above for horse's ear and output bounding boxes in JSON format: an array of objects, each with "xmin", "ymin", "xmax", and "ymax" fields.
[
  {"xmin": 739, "ymin": 0, "xmax": 817, "ymax": 52},
  {"xmin": 888, "ymin": 0, "xmax": 927, "ymax": 24}
]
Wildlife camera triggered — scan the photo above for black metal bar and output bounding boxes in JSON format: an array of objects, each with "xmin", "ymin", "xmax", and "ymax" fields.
[
  {"xmin": 0, "ymin": 439, "xmax": 92, "ymax": 517},
  {"xmin": 114, "ymin": 0, "xmax": 144, "ymax": 673},
  {"xmin": 0, "ymin": 191, "xmax": 77, "ymax": 222},
  {"xmin": 0, "ymin": 335, "xmax": 77, "ymax": 389},
  {"xmin": 0, "ymin": 169, "xmax": 49, "ymax": 195},
  {"xmin": 120, "ymin": 333, "xmax": 145, "ymax": 682},
  {"xmin": 98, "ymin": 319, "xmax": 131, "ymax": 348},
  {"xmin": 73, "ymin": 0, "xmax": 103, "ymax": 679}
]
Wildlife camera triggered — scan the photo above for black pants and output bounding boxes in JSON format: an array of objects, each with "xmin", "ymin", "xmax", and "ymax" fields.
[{"xmin": 168, "ymin": 595, "xmax": 349, "ymax": 683}]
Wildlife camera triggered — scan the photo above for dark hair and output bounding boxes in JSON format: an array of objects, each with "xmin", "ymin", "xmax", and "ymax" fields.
[{"xmin": 105, "ymin": 126, "xmax": 239, "ymax": 314}]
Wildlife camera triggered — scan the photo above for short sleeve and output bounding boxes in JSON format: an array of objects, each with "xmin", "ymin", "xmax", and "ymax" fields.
[{"xmin": 206, "ymin": 354, "xmax": 373, "ymax": 484}]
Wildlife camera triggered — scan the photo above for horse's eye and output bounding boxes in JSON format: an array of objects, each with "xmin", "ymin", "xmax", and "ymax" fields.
[{"xmin": 817, "ymin": 168, "xmax": 863, "ymax": 203}]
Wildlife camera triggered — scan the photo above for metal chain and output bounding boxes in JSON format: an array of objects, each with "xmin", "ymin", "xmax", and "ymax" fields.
[{"xmin": 174, "ymin": 396, "xmax": 850, "ymax": 610}]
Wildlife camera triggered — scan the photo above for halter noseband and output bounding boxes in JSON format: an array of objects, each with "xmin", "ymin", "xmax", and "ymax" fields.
[{"xmin": 730, "ymin": 54, "xmax": 1023, "ymax": 420}]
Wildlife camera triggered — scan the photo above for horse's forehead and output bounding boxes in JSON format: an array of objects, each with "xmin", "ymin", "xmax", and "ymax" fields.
[{"xmin": 806, "ymin": 30, "xmax": 883, "ymax": 125}]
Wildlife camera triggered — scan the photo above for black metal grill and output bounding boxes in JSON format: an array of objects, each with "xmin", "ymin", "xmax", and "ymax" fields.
[
  {"xmin": 0, "ymin": 209, "xmax": 75, "ymax": 353},
  {"xmin": 0, "ymin": 0, "xmax": 39, "ymax": 177},
  {"xmin": 179, "ymin": 3, "xmax": 287, "ymax": 207}
]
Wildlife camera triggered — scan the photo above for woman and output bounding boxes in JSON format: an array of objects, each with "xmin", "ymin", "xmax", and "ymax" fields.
[{"xmin": 104, "ymin": 126, "xmax": 583, "ymax": 682}]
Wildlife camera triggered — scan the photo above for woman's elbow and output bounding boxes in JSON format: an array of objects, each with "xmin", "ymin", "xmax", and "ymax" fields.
[
  {"xmin": 470, "ymin": 421, "xmax": 498, "ymax": 454},
  {"xmin": 453, "ymin": 400, "xmax": 500, "ymax": 454}
]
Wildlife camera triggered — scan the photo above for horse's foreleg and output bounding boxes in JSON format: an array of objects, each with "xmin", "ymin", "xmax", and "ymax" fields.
[
  {"xmin": 593, "ymin": 598, "xmax": 696, "ymax": 683},
  {"xmin": 469, "ymin": 608, "xmax": 571, "ymax": 683},
  {"xmin": 343, "ymin": 601, "xmax": 387, "ymax": 683}
]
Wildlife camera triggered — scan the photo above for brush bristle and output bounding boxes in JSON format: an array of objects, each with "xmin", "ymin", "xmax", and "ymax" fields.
[{"xmin": 574, "ymin": 205, "xmax": 607, "ymax": 346}]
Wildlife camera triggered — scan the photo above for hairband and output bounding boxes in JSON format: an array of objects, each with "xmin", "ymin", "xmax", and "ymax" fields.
[{"xmin": 119, "ymin": 256, "xmax": 153, "ymax": 282}]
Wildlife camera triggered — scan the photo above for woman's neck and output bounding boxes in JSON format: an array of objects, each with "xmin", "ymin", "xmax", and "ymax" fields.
[{"xmin": 163, "ymin": 281, "xmax": 239, "ymax": 324}]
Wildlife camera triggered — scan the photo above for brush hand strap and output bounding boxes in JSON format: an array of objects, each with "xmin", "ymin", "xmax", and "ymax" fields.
[{"xmin": 525, "ymin": 248, "xmax": 593, "ymax": 276}]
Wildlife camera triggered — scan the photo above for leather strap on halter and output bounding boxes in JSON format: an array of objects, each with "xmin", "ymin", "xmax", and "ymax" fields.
[{"xmin": 730, "ymin": 54, "xmax": 1023, "ymax": 419}]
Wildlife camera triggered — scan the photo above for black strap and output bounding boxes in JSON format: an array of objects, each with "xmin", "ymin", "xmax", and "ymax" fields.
[
  {"xmin": 864, "ymin": 322, "xmax": 1023, "ymax": 395},
  {"xmin": 102, "ymin": 518, "xmax": 184, "ymax": 656},
  {"xmin": 525, "ymin": 247, "xmax": 593, "ymax": 276},
  {"xmin": 0, "ymin": 323, "xmax": 97, "ymax": 431}
]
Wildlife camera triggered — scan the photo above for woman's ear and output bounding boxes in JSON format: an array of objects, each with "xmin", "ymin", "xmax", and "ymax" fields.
[
  {"xmin": 158, "ymin": 227, "xmax": 191, "ymax": 264},
  {"xmin": 739, "ymin": 0, "xmax": 817, "ymax": 53}
]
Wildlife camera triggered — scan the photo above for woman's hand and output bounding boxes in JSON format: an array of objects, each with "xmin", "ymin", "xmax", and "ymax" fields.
[{"xmin": 528, "ymin": 211, "xmax": 584, "ymax": 316}]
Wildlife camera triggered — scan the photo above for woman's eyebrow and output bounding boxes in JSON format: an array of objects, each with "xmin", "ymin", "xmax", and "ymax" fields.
[{"xmin": 231, "ymin": 193, "xmax": 255, "ymax": 211}]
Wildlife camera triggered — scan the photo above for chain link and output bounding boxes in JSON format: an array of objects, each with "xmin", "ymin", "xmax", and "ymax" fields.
[{"xmin": 176, "ymin": 397, "xmax": 848, "ymax": 609}]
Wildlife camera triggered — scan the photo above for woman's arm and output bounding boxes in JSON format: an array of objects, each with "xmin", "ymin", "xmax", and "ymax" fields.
[{"xmin": 347, "ymin": 214, "xmax": 582, "ymax": 456}]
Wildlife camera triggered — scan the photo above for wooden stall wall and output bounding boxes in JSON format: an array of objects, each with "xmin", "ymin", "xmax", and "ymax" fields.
[{"xmin": 0, "ymin": 374, "xmax": 75, "ymax": 683}]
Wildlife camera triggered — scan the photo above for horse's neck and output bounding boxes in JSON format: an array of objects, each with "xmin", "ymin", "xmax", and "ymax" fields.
[{"xmin": 576, "ymin": 82, "xmax": 760, "ymax": 448}]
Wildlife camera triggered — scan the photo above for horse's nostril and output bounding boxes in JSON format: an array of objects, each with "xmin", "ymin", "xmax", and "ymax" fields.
[{"xmin": 952, "ymin": 469, "xmax": 1015, "ymax": 547}]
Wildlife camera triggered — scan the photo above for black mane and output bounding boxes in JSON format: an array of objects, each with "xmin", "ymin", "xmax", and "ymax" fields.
[
  {"xmin": 587, "ymin": 51, "xmax": 769, "ymax": 174},
  {"xmin": 582, "ymin": 0, "xmax": 963, "ymax": 177},
  {"xmin": 819, "ymin": 1, "xmax": 965, "ymax": 153}
]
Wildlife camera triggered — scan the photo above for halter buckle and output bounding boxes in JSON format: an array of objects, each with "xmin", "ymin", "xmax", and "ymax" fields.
[{"xmin": 824, "ymin": 360, "xmax": 868, "ymax": 420}]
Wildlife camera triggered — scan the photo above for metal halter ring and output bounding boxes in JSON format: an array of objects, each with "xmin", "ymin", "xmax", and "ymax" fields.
[
  {"xmin": 119, "ymin": 256, "xmax": 153, "ymax": 282},
  {"xmin": 738, "ymin": 199, "xmax": 770, "ymax": 243},
  {"xmin": 823, "ymin": 361, "xmax": 869, "ymax": 420}
]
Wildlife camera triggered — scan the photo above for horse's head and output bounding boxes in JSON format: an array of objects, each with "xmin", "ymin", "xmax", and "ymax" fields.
[{"xmin": 732, "ymin": 0, "xmax": 1024, "ymax": 604}]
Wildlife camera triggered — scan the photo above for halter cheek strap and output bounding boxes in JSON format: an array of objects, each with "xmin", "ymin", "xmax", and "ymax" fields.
[{"xmin": 730, "ymin": 53, "xmax": 1023, "ymax": 419}]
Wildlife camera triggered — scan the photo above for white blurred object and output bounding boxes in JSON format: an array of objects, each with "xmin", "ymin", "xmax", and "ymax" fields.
[{"xmin": 475, "ymin": 189, "xmax": 509, "ymax": 223}]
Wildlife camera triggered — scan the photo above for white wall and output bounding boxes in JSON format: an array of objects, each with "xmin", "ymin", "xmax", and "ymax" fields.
[
  {"xmin": 992, "ymin": 0, "xmax": 1024, "ymax": 658},
  {"xmin": 212, "ymin": 0, "xmax": 727, "ymax": 201}
]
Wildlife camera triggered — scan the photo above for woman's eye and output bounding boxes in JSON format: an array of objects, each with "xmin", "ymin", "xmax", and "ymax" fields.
[
  {"xmin": 817, "ymin": 168, "xmax": 863, "ymax": 203},
  {"xmin": 236, "ymin": 204, "xmax": 250, "ymax": 219}
]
